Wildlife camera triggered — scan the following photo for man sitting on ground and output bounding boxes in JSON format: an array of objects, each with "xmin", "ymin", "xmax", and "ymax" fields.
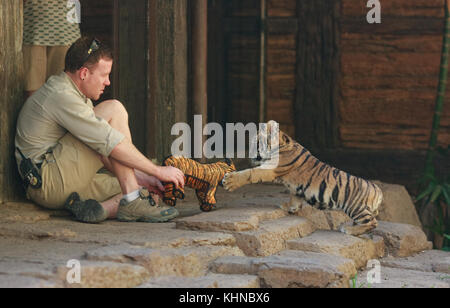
[{"xmin": 15, "ymin": 36, "xmax": 185, "ymax": 223}]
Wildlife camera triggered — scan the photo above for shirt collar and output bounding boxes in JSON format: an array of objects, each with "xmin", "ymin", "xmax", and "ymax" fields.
[{"xmin": 61, "ymin": 71, "xmax": 87, "ymax": 100}]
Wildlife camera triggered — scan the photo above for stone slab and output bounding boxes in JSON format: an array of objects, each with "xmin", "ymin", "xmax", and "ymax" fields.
[
  {"xmin": 233, "ymin": 216, "xmax": 315, "ymax": 256},
  {"xmin": 85, "ymin": 244, "xmax": 244, "ymax": 277},
  {"xmin": 211, "ymin": 250, "xmax": 357, "ymax": 288},
  {"xmin": 0, "ymin": 218, "xmax": 238, "ymax": 249},
  {"xmin": 380, "ymin": 250, "xmax": 450, "ymax": 274},
  {"xmin": 0, "ymin": 274, "xmax": 60, "ymax": 288},
  {"xmin": 139, "ymin": 274, "xmax": 260, "ymax": 288},
  {"xmin": 373, "ymin": 181, "xmax": 422, "ymax": 227},
  {"xmin": 56, "ymin": 261, "xmax": 149, "ymax": 288},
  {"xmin": 176, "ymin": 205, "xmax": 286, "ymax": 232},
  {"xmin": 287, "ymin": 230, "xmax": 385, "ymax": 269},
  {"xmin": 353, "ymin": 267, "xmax": 450, "ymax": 288},
  {"xmin": 373, "ymin": 221, "xmax": 432, "ymax": 257}
]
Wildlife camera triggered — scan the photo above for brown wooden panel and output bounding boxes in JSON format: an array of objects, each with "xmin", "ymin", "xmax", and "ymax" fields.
[
  {"xmin": 342, "ymin": 0, "xmax": 445, "ymax": 18},
  {"xmin": 295, "ymin": 0, "xmax": 340, "ymax": 150},
  {"xmin": 226, "ymin": 0, "xmax": 260, "ymax": 17},
  {"xmin": 341, "ymin": 17, "xmax": 444, "ymax": 36},
  {"xmin": 341, "ymin": 52, "xmax": 441, "ymax": 77},
  {"xmin": 339, "ymin": 125, "xmax": 450, "ymax": 151},
  {"xmin": 341, "ymin": 75, "xmax": 439, "ymax": 90},
  {"xmin": 266, "ymin": 74, "xmax": 296, "ymax": 100},
  {"xmin": 267, "ymin": 34, "xmax": 297, "ymax": 50},
  {"xmin": 267, "ymin": 0, "xmax": 296, "ymax": 17},
  {"xmin": 148, "ymin": 0, "xmax": 188, "ymax": 160},
  {"xmin": 0, "ymin": 0, "xmax": 25, "ymax": 203}
]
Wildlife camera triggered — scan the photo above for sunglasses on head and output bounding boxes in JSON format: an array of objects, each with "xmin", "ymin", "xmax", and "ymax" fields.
[{"xmin": 79, "ymin": 38, "xmax": 101, "ymax": 69}]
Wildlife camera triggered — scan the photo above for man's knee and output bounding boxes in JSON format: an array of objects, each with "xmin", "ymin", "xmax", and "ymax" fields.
[{"xmin": 95, "ymin": 99, "xmax": 128, "ymax": 122}]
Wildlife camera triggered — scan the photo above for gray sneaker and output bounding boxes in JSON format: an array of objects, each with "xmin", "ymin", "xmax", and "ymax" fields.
[
  {"xmin": 64, "ymin": 192, "xmax": 108, "ymax": 224},
  {"xmin": 117, "ymin": 188, "xmax": 179, "ymax": 222}
]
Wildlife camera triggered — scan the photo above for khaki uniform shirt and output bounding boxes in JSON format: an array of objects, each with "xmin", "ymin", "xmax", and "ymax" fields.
[
  {"xmin": 23, "ymin": 0, "xmax": 81, "ymax": 46},
  {"xmin": 15, "ymin": 72, "xmax": 125, "ymax": 166}
]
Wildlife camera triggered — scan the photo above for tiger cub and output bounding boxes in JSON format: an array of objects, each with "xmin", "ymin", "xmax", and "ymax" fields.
[{"xmin": 222, "ymin": 120, "xmax": 382, "ymax": 236}]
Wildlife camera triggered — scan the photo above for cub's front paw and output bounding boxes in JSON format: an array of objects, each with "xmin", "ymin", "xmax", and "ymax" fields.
[{"xmin": 222, "ymin": 172, "xmax": 243, "ymax": 192}]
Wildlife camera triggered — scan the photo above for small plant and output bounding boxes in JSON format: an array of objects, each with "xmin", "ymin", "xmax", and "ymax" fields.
[
  {"xmin": 416, "ymin": 146, "xmax": 450, "ymax": 250},
  {"xmin": 416, "ymin": 0, "xmax": 450, "ymax": 251},
  {"xmin": 350, "ymin": 274, "xmax": 372, "ymax": 288}
]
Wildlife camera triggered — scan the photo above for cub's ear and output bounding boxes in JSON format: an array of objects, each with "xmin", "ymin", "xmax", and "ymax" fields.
[{"xmin": 282, "ymin": 134, "xmax": 290, "ymax": 143}]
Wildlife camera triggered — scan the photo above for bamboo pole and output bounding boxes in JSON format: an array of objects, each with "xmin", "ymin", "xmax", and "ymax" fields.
[{"xmin": 424, "ymin": 0, "xmax": 450, "ymax": 176}]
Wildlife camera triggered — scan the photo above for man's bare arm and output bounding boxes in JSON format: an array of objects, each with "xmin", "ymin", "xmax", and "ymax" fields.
[{"xmin": 109, "ymin": 138, "xmax": 184, "ymax": 188}]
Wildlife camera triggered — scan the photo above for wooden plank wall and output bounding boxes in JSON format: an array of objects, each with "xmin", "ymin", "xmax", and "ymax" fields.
[
  {"xmin": 266, "ymin": 0, "xmax": 297, "ymax": 137},
  {"xmin": 80, "ymin": 0, "xmax": 114, "ymax": 101},
  {"xmin": 80, "ymin": 0, "xmax": 113, "ymax": 46},
  {"xmin": 0, "ymin": 1, "xmax": 25, "ymax": 203},
  {"xmin": 340, "ymin": 0, "xmax": 450, "ymax": 150},
  {"xmin": 224, "ymin": 0, "xmax": 261, "ymax": 125}
]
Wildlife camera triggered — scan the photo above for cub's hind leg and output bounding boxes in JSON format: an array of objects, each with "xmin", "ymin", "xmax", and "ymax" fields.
[{"xmin": 339, "ymin": 207, "xmax": 378, "ymax": 236}]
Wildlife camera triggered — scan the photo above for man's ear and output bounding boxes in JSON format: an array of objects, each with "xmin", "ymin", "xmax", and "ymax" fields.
[{"xmin": 79, "ymin": 67, "xmax": 89, "ymax": 81}]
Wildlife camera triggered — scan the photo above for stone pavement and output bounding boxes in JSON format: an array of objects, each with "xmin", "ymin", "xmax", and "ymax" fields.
[{"xmin": 0, "ymin": 184, "xmax": 448, "ymax": 288}]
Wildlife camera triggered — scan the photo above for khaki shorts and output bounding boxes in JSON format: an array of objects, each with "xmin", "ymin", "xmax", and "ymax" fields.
[
  {"xmin": 27, "ymin": 133, "xmax": 122, "ymax": 210},
  {"xmin": 23, "ymin": 45, "xmax": 70, "ymax": 91}
]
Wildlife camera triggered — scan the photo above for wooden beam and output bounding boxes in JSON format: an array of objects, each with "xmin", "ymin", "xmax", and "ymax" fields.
[
  {"xmin": 147, "ymin": 0, "xmax": 188, "ymax": 161},
  {"xmin": 191, "ymin": 0, "xmax": 207, "ymax": 161},
  {"xmin": 294, "ymin": 0, "xmax": 340, "ymax": 151},
  {"xmin": 0, "ymin": 0, "xmax": 25, "ymax": 203},
  {"xmin": 114, "ymin": 0, "xmax": 148, "ymax": 153}
]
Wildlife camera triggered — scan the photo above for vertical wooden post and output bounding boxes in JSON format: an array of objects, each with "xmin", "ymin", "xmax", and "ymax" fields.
[
  {"xmin": 295, "ymin": 0, "xmax": 340, "ymax": 152},
  {"xmin": 191, "ymin": 0, "xmax": 208, "ymax": 161},
  {"xmin": 114, "ymin": 0, "xmax": 149, "ymax": 153},
  {"xmin": 147, "ymin": 0, "xmax": 188, "ymax": 161},
  {"xmin": 0, "ymin": 0, "xmax": 25, "ymax": 203}
]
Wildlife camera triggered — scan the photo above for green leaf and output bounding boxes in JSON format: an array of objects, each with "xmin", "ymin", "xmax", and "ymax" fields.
[
  {"xmin": 442, "ymin": 187, "xmax": 450, "ymax": 205},
  {"xmin": 416, "ymin": 183, "xmax": 435, "ymax": 202},
  {"xmin": 444, "ymin": 234, "xmax": 450, "ymax": 240},
  {"xmin": 430, "ymin": 185, "xmax": 442, "ymax": 203}
]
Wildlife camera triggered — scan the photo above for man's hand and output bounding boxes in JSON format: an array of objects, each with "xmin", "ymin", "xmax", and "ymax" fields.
[{"xmin": 157, "ymin": 166, "xmax": 185, "ymax": 189}]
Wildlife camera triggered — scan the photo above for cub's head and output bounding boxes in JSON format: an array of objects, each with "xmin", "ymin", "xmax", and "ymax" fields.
[{"xmin": 251, "ymin": 120, "xmax": 296, "ymax": 168}]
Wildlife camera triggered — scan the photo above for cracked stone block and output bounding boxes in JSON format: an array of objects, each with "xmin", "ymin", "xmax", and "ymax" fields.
[
  {"xmin": 353, "ymin": 267, "xmax": 450, "ymax": 288},
  {"xmin": 373, "ymin": 181, "xmax": 422, "ymax": 227},
  {"xmin": 138, "ymin": 273, "xmax": 260, "ymax": 288},
  {"xmin": 56, "ymin": 261, "xmax": 149, "ymax": 288},
  {"xmin": 287, "ymin": 230, "xmax": 385, "ymax": 269},
  {"xmin": 85, "ymin": 244, "xmax": 244, "ymax": 277},
  {"xmin": 233, "ymin": 216, "xmax": 316, "ymax": 256},
  {"xmin": 211, "ymin": 250, "xmax": 357, "ymax": 288},
  {"xmin": 175, "ymin": 206, "xmax": 286, "ymax": 232},
  {"xmin": 372, "ymin": 221, "xmax": 432, "ymax": 257},
  {"xmin": 209, "ymin": 256, "xmax": 259, "ymax": 276},
  {"xmin": 380, "ymin": 250, "xmax": 450, "ymax": 274}
]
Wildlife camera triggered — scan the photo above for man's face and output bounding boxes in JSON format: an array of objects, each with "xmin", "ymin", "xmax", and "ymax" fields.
[{"xmin": 82, "ymin": 58, "xmax": 112, "ymax": 100}]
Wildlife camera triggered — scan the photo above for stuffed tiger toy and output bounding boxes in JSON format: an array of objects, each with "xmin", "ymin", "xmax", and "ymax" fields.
[
  {"xmin": 222, "ymin": 120, "xmax": 383, "ymax": 236},
  {"xmin": 162, "ymin": 155, "xmax": 236, "ymax": 212}
]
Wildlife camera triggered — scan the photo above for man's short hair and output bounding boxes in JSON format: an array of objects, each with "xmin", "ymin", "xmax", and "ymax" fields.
[{"xmin": 65, "ymin": 36, "xmax": 113, "ymax": 73}]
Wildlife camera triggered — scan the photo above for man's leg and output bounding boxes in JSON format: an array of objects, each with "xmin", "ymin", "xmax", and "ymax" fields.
[
  {"xmin": 94, "ymin": 99, "xmax": 141, "ymax": 195},
  {"xmin": 93, "ymin": 99, "xmax": 178, "ymax": 222}
]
